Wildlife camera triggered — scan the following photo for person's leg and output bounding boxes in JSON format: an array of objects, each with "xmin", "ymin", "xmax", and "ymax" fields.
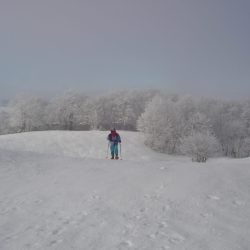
[
  {"xmin": 114, "ymin": 144, "xmax": 119, "ymax": 159},
  {"xmin": 110, "ymin": 143, "xmax": 115, "ymax": 159}
]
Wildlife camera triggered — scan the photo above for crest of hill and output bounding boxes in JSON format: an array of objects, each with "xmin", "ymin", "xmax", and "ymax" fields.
[{"xmin": 0, "ymin": 130, "xmax": 173, "ymax": 161}]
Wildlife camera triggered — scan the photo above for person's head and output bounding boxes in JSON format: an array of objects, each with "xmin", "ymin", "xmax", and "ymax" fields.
[{"xmin": 110, "ymin": 128, "xmax": 116, "ymax": 135}]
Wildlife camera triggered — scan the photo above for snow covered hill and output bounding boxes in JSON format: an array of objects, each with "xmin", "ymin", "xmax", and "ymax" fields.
[
  {"xmin": 0, "ymin": 130, "xmax": 173, "ymax": 161},
  {"xmin": 0, "ymin": 131, "xmax": 250, "ymax": 250}
]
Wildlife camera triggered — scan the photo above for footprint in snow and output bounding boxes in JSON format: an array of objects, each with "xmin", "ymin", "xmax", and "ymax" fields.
[
  {"xmin": 148, "ymin": 232, "xmax": 159, "ymax": 239},
  {"xmin": 51, "ymin": 227, "xmax": 64, "ymax": 236},
  {"xmin": 88, "ymin": 193, "xmax": 102, "ymax": 201},
  {"xmin": 200, "ymin": 212, "xmax": 213, "ymax": 218},
  {"xmin": 122, "ymin": 223, "xmax": 137, "ymax": 236},
  {"xmin": 117, "ymin": 240, "xmax": 133, "ymax": 249},
  {"xmin": 92, "ymin": 194, "xmax": 101, "ymax": 200},
  {"xmin": 168, "ymin": 232, "xmax": 185, "ymax": 245},
  {"xmin": 232, "ymin": 200, "xmax": 245, "ymax": 206},
  {"xmin": 48, "ymin": 239, "xmax": 59, "ymax": 246},
  {"xmin": 160, "ymin": 166, "xmax": 167, "ymax": 170},
  {"xmin": 62, "ymin": 219, "xmax": 71, "ymax": 225},
  {"xmin": 158, "ymin": 221, "xmax": 168, "ymax": 229},
  {"xmin": 139, "ymin": 207, "xmax": 147, "ymax": 213},
  {"xmin": 161, "ymin": 246, "xmax": 170, "ymax": 250},
  {"xmin": 34, "ymin": 199, "xmax": 43, "ymax": 204},
  {"xmin": 162, "ymin": 204, "xmax": 171, "ymax": 212},
  {"xmin": 207, "ymin": 195, "xmax": 221, "ymax": 201}
]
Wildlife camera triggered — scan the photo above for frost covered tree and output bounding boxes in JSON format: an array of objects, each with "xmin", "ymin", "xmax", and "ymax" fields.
[
  {"xmin": 91, "ymin": 96, "xmax": 113, "ymax": 130},
  {"xmin": 8, "ymin": 94, "xmax": 47, "ymax": 132},
  {"xmin": 92, "ymin": 90, "xmax": 157, "ymax": 130},
  {"xmin": 241, "ymin": 100, "xmax": 250, "ymax": 156},
  {"xmin": 46, "ymin": 91, "xmax": 90, "ymax": 130},
  {"xmin": 180, "ymin": 132, "xmax": 220, "ymax": 162},
  {"xmin": 138, "ymin": 95, "xmax": 186, "ymax": 153},
  {"xmin": 0, "ymin": 107, "xmax": 10, "ymax": 134},
  {"xmin": 138, "ymin": 94, "xmax": 211, "ymax": 154},
  {"xmin": 199, "ymin": 99, "xmax": 250, "ymax": 158}
]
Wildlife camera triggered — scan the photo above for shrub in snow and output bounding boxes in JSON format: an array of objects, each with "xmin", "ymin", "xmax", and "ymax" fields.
[{"xmin": 180, "ymin": 132, "xmax": 220, "ymax": 162}]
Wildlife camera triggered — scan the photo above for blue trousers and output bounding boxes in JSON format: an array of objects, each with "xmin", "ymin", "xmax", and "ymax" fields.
[{"xmin": 110, "ymin": 143, "xmax": 119, "ymax": 157}]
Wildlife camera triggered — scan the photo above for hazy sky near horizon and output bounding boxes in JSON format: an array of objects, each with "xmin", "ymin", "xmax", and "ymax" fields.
[{"xmin": 0, "ymin": 0, "xmax": 250, "ymax": 101}]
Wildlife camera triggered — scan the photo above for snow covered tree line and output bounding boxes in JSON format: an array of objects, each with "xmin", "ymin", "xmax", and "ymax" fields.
[
  {"xmin": 138, "ymin": 94, "xmax": 250, "ymax": 161},
  {"xmin": 1, "ymin": 90, "xmax": 250, "ymax": 161},
  {"xmin": 0, "ymin": 90, "xmax": 156, "ymax": 134}
]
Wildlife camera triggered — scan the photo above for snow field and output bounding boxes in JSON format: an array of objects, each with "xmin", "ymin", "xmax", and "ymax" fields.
[
  {"xmin": 0, "ymin": 131, "xmax": 250, "ymax": 250},
  {"xmin": 0, "ymin": 130, "xmax": 170, "ymax": 161}
]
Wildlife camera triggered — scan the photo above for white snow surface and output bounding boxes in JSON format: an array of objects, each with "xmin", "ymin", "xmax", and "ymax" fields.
[{"xmin": 0, "ymin": 131, "xmax": 249, "ymax": 250}]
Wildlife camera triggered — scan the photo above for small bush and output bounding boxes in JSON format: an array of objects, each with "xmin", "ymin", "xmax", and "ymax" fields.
[{"xmin": 180, "ymin": 132, "xmax": 220, "ymax": 162}]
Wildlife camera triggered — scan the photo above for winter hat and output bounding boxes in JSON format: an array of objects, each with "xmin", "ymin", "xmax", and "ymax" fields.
[{"xmin": 111, "ymin": 128, "xmax": 116, "ymax": 136}]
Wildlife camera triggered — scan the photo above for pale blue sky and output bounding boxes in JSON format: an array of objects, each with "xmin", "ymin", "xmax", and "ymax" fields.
[{"xmin": 0, "ymin": 0, "xmax": 250, "ymax": 101}]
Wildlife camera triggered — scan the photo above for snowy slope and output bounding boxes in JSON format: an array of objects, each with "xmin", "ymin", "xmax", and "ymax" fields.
[
  {"xmin": 0, "ymin": 131, "xmax": 250, "ymax": 250},
  {"xmin": 0, "ymin": 130, "xmax": 173, "ymax": 161}
]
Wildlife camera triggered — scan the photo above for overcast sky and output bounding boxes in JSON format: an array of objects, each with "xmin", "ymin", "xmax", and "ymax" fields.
[{"xmin": 0, "ymin": 0, "xmax": 250, "ymax": 101}]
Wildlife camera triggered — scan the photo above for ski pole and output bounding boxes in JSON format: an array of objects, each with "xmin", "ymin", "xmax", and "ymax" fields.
[
  {"xmin": 119, "ymin": 143, "xmax": 122, "ymax": 160},
  {"xmin": 106, "ymin": 142, "xmax": 110, "ymax": 159}
]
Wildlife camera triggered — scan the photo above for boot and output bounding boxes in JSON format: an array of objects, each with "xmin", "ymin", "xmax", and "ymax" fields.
[{"xmin": 115, "ymin": 155, "xmax": 119, "ymax": 160}]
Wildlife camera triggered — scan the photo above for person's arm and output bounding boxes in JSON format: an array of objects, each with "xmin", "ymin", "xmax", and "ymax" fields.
[{"xmin": 107, "ymin": 134, "xmax": 111, "ymax": 141}]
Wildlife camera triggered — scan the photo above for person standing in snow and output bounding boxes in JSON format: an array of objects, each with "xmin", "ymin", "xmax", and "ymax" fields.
[{"xmin": 107, "ymin": 128, "xmax": 121, "ymax": 159}]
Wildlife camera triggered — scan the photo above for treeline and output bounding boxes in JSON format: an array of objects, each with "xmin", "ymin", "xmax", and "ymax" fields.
[
  {"xmin": 0, "ymin": 90, "xmax": 157, "ymax": 133},
  {"xmin": 138, "ymin": 94, "xmax": 250, "ymax": 161},
  {"xmin": 1, "ymin": 90, "xmax": 250, "ymax": 161}
]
